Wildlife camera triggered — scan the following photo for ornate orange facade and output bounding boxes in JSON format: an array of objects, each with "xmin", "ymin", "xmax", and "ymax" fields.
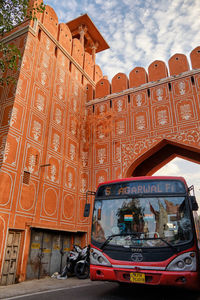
[{"xmin": 0, "ymin": 2, "xmax": 200, "ymax": 284}]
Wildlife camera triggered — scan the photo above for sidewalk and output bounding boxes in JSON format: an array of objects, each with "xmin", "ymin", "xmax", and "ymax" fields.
[{"xmin": 0, "ymin": 276, "xmax": 101, "ymax": 299}]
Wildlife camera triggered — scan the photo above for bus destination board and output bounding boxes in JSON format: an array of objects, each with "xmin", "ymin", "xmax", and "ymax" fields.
[{"xmin": 97, "ymin": 180, "xmax": 186, "ymax": 197}]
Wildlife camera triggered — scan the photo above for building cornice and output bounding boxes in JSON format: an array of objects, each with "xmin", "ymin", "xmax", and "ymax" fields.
[{"xmin": 0, "ymin": 24, "xmax": 35, "ymax": 44}]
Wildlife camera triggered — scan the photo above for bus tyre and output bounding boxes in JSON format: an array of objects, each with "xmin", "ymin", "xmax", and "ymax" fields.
[{"xmin": 75, "ymin": 261, "xmax": 90, "ymax": 279}]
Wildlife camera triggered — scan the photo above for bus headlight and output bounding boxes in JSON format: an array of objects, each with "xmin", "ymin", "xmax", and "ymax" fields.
[
  {"xmin": 166, "ymin": 252, "xmax": 196, "ymax": 271},
  {"xmin": 177, "ymin": 261, "xmax": 184, "ymax": 269},
  {"xmin": 184, "ymin": 257, "xmax": 192, "ymax": 265},
  {"xmin": 90, "ymin": 248, "xmax": 112, "ymax": 266}
]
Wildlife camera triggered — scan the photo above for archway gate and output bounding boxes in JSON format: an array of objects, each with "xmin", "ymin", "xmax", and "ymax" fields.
[{"xmin": 85, "ymin": 69, "xmax": 200, "ymax": 187}]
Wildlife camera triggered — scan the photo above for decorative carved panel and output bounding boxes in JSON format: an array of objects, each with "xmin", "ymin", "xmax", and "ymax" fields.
[
  {"xmin": 131, "ymin": 91, "xmax": 147, "ymax": 108},
  {"xmin": 37, "ymin": 68, "xmax": 50, "ymax": 90},
  {"xmin": 132, "ymin": 109, "xmax": 149, "ymax": 131},
  {"xmin": 114, "ymin": 116, "xmax": 127, "ymax": 136},
  {"xmin": 24, "ymin": 143, "xmax": 41, "ymax": 175},
  {"xmin": 0, "ymin": 134, "xmax": 20, "ymax": 167},
  {"xmin": 32, "ymin": 85, "xmax": 48, "ymax": 116},
  {"xmin": 151, "ymin": 84, "xmax": 169, "ymax": 104},
  {"xmin": 95, "ymin": 143, "xmax": 108, "ymax": 165},
  {"xmin": 80, "ymin": 172, "xmax": 88, "ymax": 194},
  {"xmin": 113, "ymin": 96, "xmax": 127, "ymax": 113},
  {"xmin": 62, "ymin": 193, "xmax": 75, "ymax": 221},
  {"xmin": 67, "ymin": 139, "xmax": 78, "ymax": 163},
  {"xmin": 0, "ymin": 171, "xmax": 14, "ymax": 209},
  {"xmin": 42, "ymin": 187, "xmax": 58, "ymax": 218},
  {"xmin": 50, "ymin": 127, "xmax": 62, "ymax": 154},
  {"xmin": 65, "ymin": 165, "xmax": 76, "ymax": 190},
  {"xmin": 18, "ymin": 181, "xmax": 37, "ymax": 213},
  {"xmin": 95, "ymin": 169, "xmax": 108, "ymax": 187},
  {"xmin": 153, "ymin": 105, "xmax": 172, "ymax": 128},
  {"xmin": 29, "ymin": 114, "xmax": 44, "ymax": 144},
  {"xmin": 176, "ymin": 99, "xmax": 196, "ymax": 122},
  {"xmin": 46, "ymin": 155, "xmax": 60, "ymax": 184},
  {"xmin": 172, "ymin": 78, "xmax": 191, "ymax": 97}
]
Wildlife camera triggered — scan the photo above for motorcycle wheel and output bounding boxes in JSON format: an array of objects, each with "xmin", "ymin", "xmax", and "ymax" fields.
[{"xmin": 74, "ymin": 261, "xmax": 90, "ymax": 279}]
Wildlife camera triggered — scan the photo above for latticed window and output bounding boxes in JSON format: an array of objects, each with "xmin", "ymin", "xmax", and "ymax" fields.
[{"xmin": 23, "ymin": 171, "xmax": 30, "ymax": 185}]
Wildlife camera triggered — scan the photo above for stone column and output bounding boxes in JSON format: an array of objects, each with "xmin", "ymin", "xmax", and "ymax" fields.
[
  {"xmin": 91, "ymin": 42, "xmax": 99, "ymax": 64},
  {"xmin": 78, "ymin": 25, "xmax": 88, "ymax": 46}
]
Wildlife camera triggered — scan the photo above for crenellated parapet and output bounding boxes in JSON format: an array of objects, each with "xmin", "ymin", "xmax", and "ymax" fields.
[
  {"xmin": 58, "ymin": 23, "xmax": 72, "ymax": 54},
  {"xmin": 129, "ymin": 67, "xmax": 148, "ymax": 88},
  {"xmin": 190, "ymin": 46, "xmax": 200, "ymax": 69},
  {"xmin": 71, "ymin": 38, "xmax": 84, "ymax": 67},
  {"xmin": 148, "ymin": 60, "xmax": 168, "ymax": 82},
  {"xmin": 112, "ymin": 73, "xmax": 129, "ymax": 93},
  {"xmin": 94, "ymin": 65, "xmax": 103, "ymax": 83},
  {"xmin": 42, "ymin": 5, "xmax": 59, "ymax": 39},
  {"xmin": 86, "ymin": 47, "xmax": 200, "ymax": 101},
  {"xmin": 168, "ymin": 53, "xmax": 190, "ymax": 76},
  {"xmin": 95, "ymin": 78, "xmax": 111, "ymax": 99}
]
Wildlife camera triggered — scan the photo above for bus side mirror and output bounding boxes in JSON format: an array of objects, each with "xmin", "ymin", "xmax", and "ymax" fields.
[
  {"xmin": 189, "ymin": 196, "xmax": 199, "ymax": 211},
  {"xmin": 84, "ymin": 204, "xmax": 90, "ymax": 217}
]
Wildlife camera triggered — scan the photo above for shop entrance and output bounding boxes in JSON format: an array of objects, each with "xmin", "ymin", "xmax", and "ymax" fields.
[{"xmin": 26, "ymin": 229, "xmax": 85, "ymax": 280}]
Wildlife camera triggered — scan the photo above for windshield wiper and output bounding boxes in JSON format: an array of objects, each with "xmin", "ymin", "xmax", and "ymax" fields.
[
  {"xmin": 100, "ymin": 232, "xmax": 143, "ymax": 250},
  {"xmin": 100, "ymin": 235, "xmax": 115, "ymax": 250},
  {"xmin": 100, "ymin": 233, "xmax": 178, "ymax": 253},
  {"xmin": 157, "ymin": 238, "xmax": 179, "ymax": 253}
]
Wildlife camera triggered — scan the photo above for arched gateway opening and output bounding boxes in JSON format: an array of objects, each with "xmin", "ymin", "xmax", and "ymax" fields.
[{"xmin": 126, "ymin": 139, "xmax": 200, "ymax": 177}]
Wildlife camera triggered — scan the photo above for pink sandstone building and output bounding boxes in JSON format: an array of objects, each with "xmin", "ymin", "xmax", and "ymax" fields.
[{"xmin": 0, "ymin": 2, "xmax": 200, "ymax": 285}]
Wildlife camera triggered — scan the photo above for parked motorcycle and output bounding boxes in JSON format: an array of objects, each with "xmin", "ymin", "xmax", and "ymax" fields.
[
  {"xmin": 58, "ymin": 244, "xmax": 90, "ymax": 279},
  {"xmin": 66, "ymin": 244, "xmax": 82, "ymax": 276},
  {"xmin": 74, "ymin": 245, "xmax": 90, "ymax": 279}
]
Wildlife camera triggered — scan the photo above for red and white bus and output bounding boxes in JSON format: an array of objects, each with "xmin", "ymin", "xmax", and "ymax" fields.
[{"xmin": 89, "ymin": 176, "xmax": 200, "ymax": 290}]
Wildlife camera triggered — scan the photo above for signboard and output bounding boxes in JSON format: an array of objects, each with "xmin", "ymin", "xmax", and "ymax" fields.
[{"xmin": 97, "ymin": 180, "xmax": 186, "ymax": 198}]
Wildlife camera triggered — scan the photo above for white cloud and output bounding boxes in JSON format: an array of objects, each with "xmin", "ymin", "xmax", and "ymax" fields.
[
  {"xmin": 154, "ymin": 157, "xmax": 200, "ymax": 209},
  {"xmin": 153, "ymin": 160, "xmax": 180, "ymax": 176}
]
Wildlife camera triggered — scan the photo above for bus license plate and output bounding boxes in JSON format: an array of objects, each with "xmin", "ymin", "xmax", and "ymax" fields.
[{"xmin": 130, "ymin": 272, "xmax": 145, "ymax": 284}]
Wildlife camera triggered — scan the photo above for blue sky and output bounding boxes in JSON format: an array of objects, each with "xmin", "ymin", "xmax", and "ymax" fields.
[{"xmin": 45, "ymin": 0, "xmax": 200, "ymax": 207}]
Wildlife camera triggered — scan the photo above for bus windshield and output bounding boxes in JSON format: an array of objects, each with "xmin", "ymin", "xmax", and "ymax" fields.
[{"xmin": 91, "ymin": 196, "xmax": 193, "ymax": 248}]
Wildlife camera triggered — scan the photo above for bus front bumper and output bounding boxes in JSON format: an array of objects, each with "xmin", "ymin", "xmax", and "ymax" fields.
[{"xmin": 90, "ymin": 265, "xmax": 200, "ymax": 290}]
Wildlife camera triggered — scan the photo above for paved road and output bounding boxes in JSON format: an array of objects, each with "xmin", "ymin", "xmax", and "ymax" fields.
[{"xmin": 2, "ymin": 280, "xmax": 200, "ymax": 300}]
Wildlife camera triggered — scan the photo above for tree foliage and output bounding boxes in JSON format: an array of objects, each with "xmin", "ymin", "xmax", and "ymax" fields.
[
  {"xmin": 0, "ymin": 42, "xmax": 21, "ymax": 85},
  {"xmin": 0, "ymin": 0, "xmax": 45, "ymax": 85}
]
